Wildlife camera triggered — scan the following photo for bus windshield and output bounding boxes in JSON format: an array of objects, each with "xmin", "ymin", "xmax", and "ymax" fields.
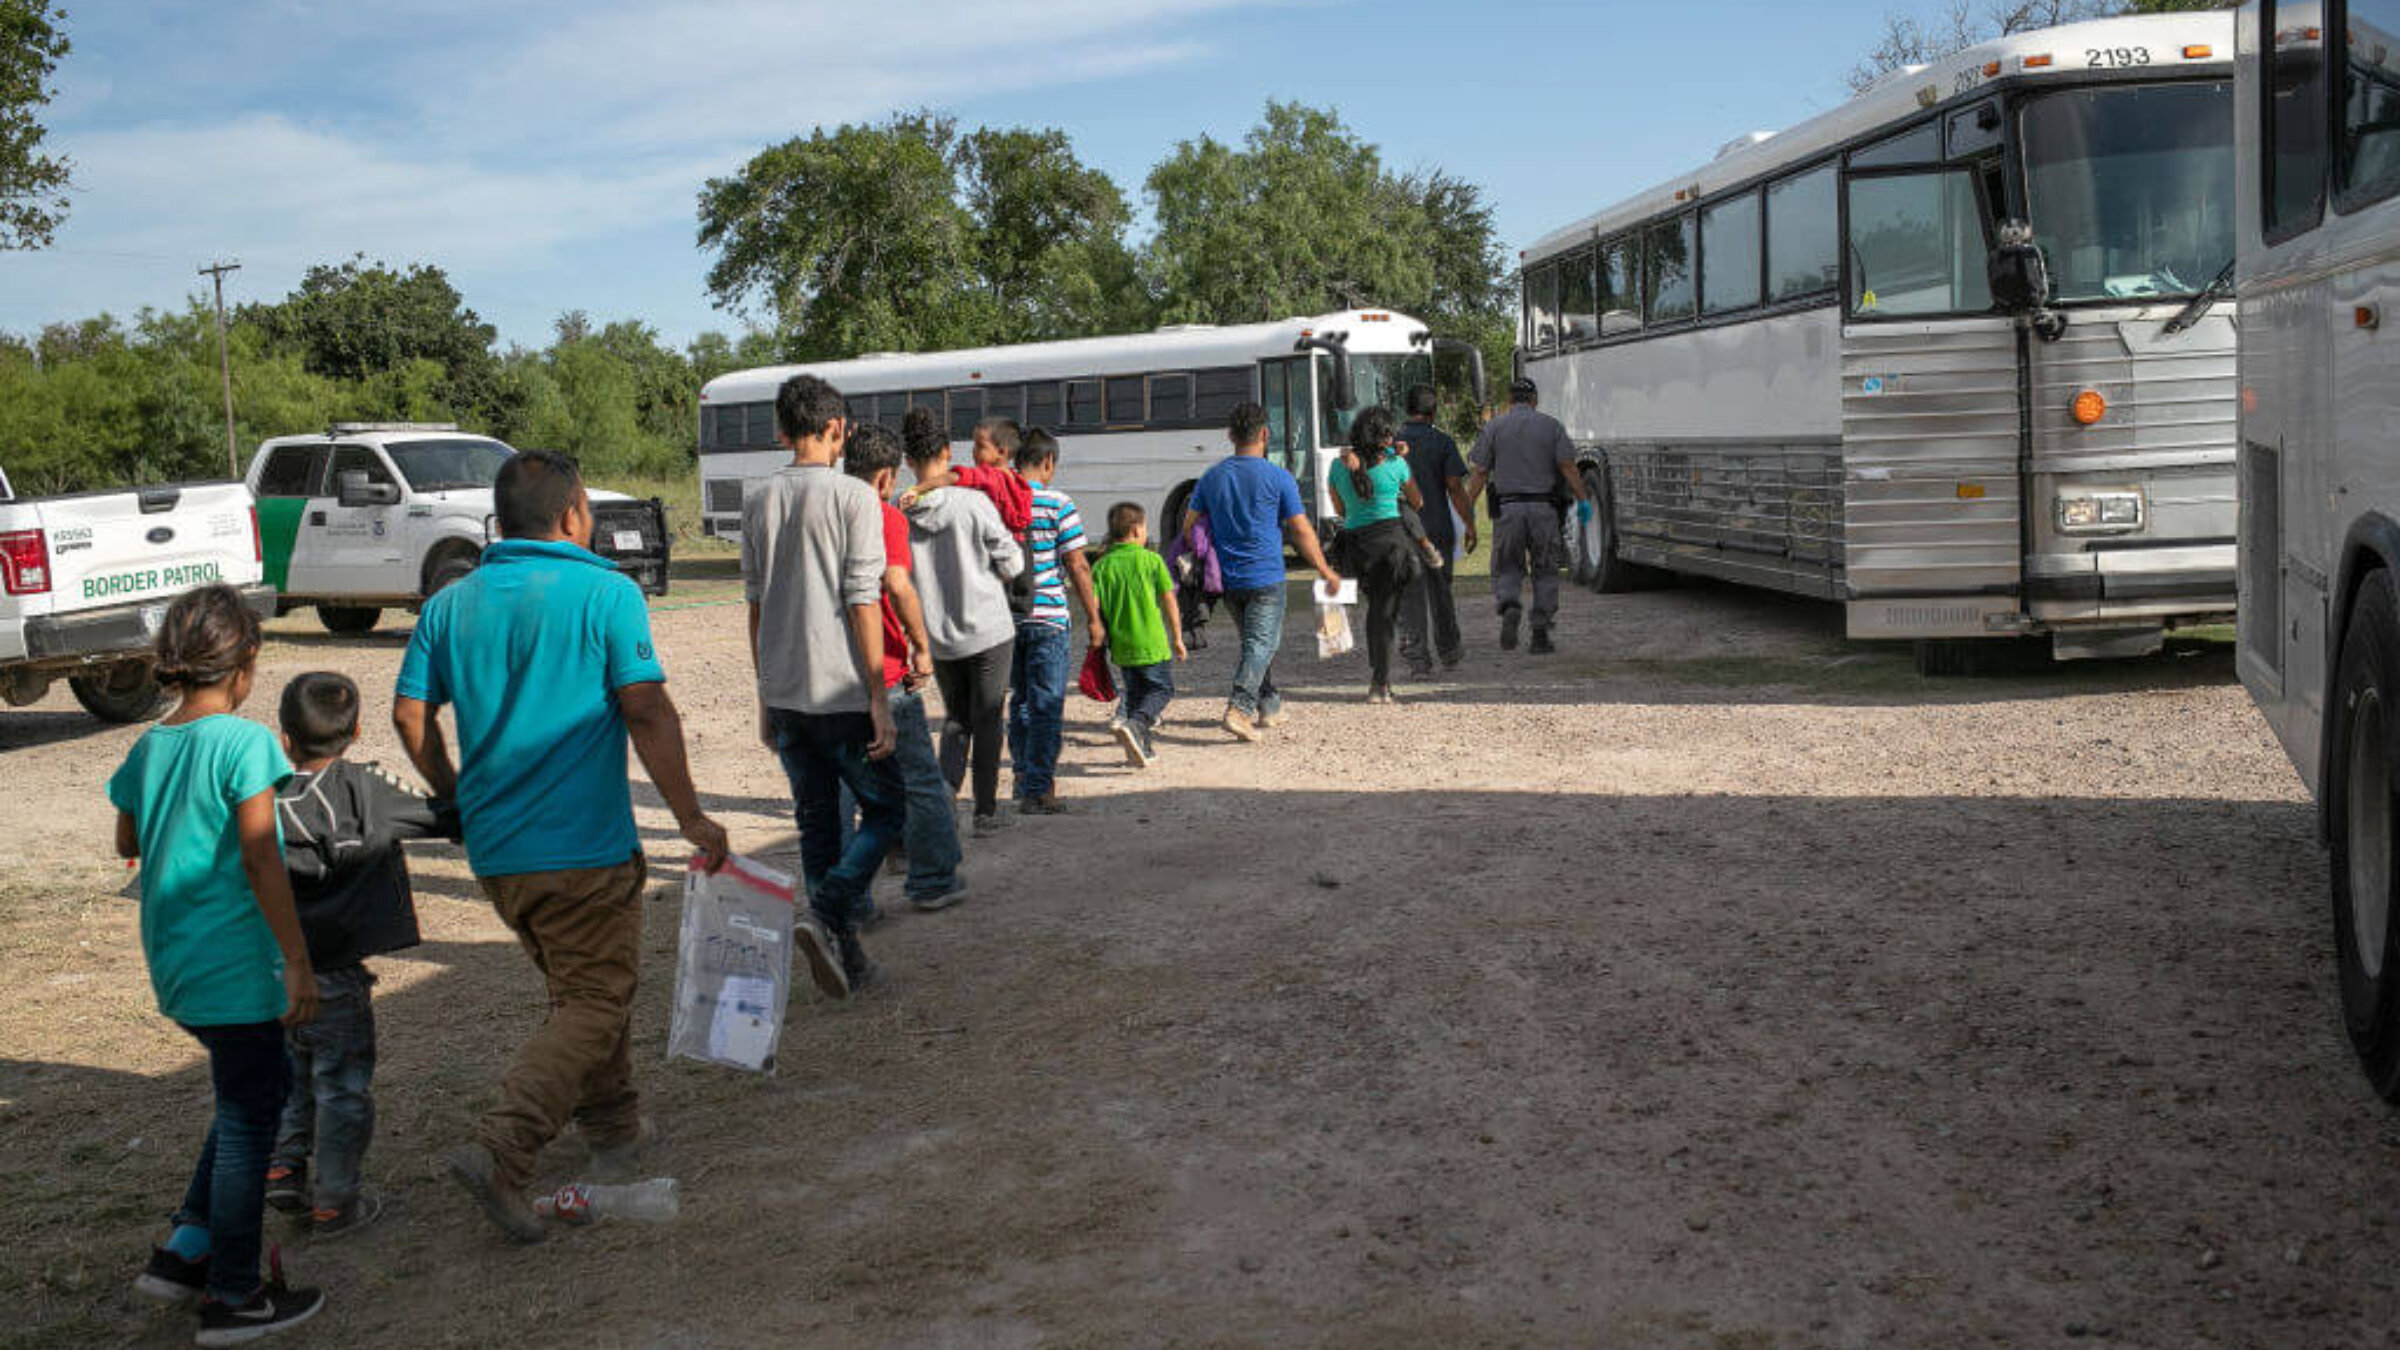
[
  {"xmin": 1320, "ymin": 352, "xmax": 1434, "ymax": 443},
  {"xmin": 387, "ymin": 438, "xmax": 514, "ymax": 492},
  {"xmin": 2020, "ymin": 81, "xmax": 2233, "ymax": 303}
]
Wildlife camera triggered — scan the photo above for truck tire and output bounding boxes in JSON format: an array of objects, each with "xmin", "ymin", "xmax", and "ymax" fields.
[
  {"xmin": 69, "ymin": 660, "xmax": 167, "ymax": 723},
  {"xmin": 1570, "ymin": 461, "xmax": 1666, "ymax": 593},
  {"xmin": 2328, "ymin": 569, "xmax": 2400, "ymax": 1098},
  {"xmin": 423, "ymin": 542, "xmax": 481, "ymax": 599},
  {"xmin": 318, "ymin": 605, "xmax": 381, "ymax": 636}
]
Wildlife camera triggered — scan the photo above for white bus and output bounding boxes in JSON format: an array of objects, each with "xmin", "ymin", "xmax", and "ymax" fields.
[
  {"xmin": 1520, "ymin": 12, "xmax": 2240, "ymax": 673},
  {"xmin": 694, "ymin": 311, "xmax": 1483, "ymax": 544},
  {"xmin": 2234, "ymin": 0, "xmax": 2400, "ymax": 1095}
]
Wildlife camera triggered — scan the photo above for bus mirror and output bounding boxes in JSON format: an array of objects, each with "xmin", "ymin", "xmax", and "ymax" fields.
[
  {"xmin": 1988, "ymin": 219, "xmax": 2050, "ymax": 315},
  {"xmin": 1292, "ymin": 335, "xmax": 1357, "ymax": 410},
  {"xmin": 1431, "ymin": 337, "xmax": 1489, "ymax": 409}
]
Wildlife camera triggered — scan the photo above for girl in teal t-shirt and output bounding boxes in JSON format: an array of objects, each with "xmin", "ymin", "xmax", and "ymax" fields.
[
  {"xmin": 108, "ymin": 584, "xmax": 326, "ymax": 1332},
  {"xmin": 1332, "ymin": 416, "xmax": 1444, "ymax": 574}
]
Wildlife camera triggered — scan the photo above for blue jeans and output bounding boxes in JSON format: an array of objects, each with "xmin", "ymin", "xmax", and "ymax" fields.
[
  {"xmin": 273, "ymin": 965, "xmax": 376, "ymax": 1210},
  {"xmin": 770, "ymin": 707, "xmax": 905, "ymax": 940},
  {"xmin": 177, "ymin": 1019, "xmax": 290, "ymax": 1303},
  {"xmin": 1006, "ymin": 621, "xmax": 1070, "ymax": 800},
  {"xmin": 836, "ymin": 686, "xmax": 960, "ymax": 907},
  {"xmin": 1117, "ymin": 660, "xmax": 1174, "ymax": 730},
  {"xmin": 1223, "ymin": 585, "xmax": 1286, "ymax": 719}
]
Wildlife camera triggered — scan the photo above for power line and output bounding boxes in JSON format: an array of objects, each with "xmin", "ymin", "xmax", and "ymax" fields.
[{"xmin": 199, "ymin": 260, "xmax": 241, "ymax": 480}]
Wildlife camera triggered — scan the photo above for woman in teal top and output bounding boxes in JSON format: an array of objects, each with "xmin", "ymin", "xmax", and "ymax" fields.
[{"xmin": 1328, "ymin": 406, "xmax": 1427, "ymax": 703}]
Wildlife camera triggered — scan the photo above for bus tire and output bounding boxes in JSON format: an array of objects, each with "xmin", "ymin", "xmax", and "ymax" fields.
[
  {"xmin": 2328, "ymin": 569, "xmax": 2400, "ymax": 1098},
  {"xmin": 1573, "ymin": 462, "xmax": 1663, "ymax": 593},
  {"xmin": 69, "ymin": 660, "xmax": 167, "ymax": 724},
  {"xmin": 1163, "ymin": 481, "xmax": 1196, "ymax": 549},
  {"xmin": 1911, "ymin": 637, "xmax": 2044, "ymax": 677},
  {"xmin": 422, "ymin": 542, "xmax": 481, "ymax": 599},
  {"xmin": 318, "ymin": 605, "xmax": 381, "ymax": 637}
]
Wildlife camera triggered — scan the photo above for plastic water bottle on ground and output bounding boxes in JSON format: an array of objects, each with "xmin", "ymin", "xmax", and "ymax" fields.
[{"xmin": 532, "ymin": 1177, "xmax": 679, "ymax": 1224}]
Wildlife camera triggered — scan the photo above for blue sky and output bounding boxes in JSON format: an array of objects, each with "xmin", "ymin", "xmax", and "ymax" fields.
[{"xmin": 1, "ymin": 0, "xmax": 1914, "ymax": 350}]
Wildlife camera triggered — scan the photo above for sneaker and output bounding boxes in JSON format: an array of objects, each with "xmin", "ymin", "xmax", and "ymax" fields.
[
  {"xmin": 586, "ymin": 1117, "xmax": 656, "ymax": 1185},
  {"xmin": 194, "ymin": 1276, "xmax": 326, "ymax": 1347},
  {"xmin": 442, "ymin": 1143, "xmax": 545, "ymax": 1245},
  {"xmin": 1137, "ymin": 723, "xmax": 1159, "ymax": 763},
  {"xmin": 911, "ymin": 879, "xmax": 969, "ymax": 913},
  {"xmin": 794, "ymin": 915, "xmax": 851, "ymax": 999},
  {"xmin": 1367, "ymin": 685, "xmax": 1393, "ymax": 705},
  {"xmin": 971, "ymin": 812, "xmax": 1010, "ymax": 838},
  {"xmin": 1439, "ymin": 652, "xmax": 1462, "ymax": 670},
  {"xmin": 1406, "ymin": 658, "xmax": 1435, "ymax": 680},
  {"xmin": 838, "ymin": 934, "xmax": 878, "ymax": 993},
  {"xmin": 1018, "ymin": 793, "xmax": 1063, "ymax": 815},
  {"xmin": 134, "ymin": 1247, "xmax": 209, "ymax": 1305},
  {"xmin": 306, "ymin": 1194, "xmax": 383, "ymax": 1242},
  {"xmin": 1257, "ymin": 708, "xmax": 1288, "ymax": 729},
  {"xmin": 1113, "ymin": 721, "xmax": 1150, "ymax": 767},
  {"xmin": 1222, "ymin": 707, "xmax": 1259, "ymax": 742},
  {"xmin": 1528, "ymin": 627, "xmax": 1555, "ymax": 655},
  {"xmin": 1500, "ymin": 605, "xmax": 1522, "ymax": 651},
  {"xmin": 263, "ymin": 1162, "xmax": 307, "ymax": 1215}
]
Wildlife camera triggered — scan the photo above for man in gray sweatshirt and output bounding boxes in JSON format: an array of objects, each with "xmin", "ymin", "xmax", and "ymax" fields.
[
  {"xmin": 903, "ymin": 434, "xmax": 1023, "ymax": 834},
  {"xmin": 742, "ymin": 373, "xmax": 897, "ymax": 995}
]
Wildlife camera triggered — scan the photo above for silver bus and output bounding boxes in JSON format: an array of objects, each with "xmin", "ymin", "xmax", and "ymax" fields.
[
  {"xmin": 1520, "ymin": 13, "xmax": 2239, "ymax": 673},
  {"xmin": 2235, "ymin": 0, "xmax": 2400, "ymax": 1095}
]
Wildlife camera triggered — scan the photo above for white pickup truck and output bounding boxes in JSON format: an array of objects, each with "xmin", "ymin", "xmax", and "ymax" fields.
[
  {"xmin": 0, "ymin": 465, "xmax": 274, "ymax": 722},
  {"xmin": 246, "ymin": 423, "xmax": 671, "ymax": 635}
]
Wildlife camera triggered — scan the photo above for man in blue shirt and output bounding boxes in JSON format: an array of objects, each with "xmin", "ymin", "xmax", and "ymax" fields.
[
  {"xmin": 393, "ymin": 449, "xmax": 727, "ymax": 1243},
  {"xmin": 1183, "ymin": 402, "xmax": 1341, "ymax": 742}
]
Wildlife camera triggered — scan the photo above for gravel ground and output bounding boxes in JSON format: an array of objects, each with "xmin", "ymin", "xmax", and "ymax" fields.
[{"xmin": 0, "ymin": 569, "xmax": 2391, "ymax": 1350}]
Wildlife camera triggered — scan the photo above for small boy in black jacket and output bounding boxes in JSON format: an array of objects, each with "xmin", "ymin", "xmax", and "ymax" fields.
[{"xmin": 262, "ymin": 672, "xmax": 458, "ymax": 1237}]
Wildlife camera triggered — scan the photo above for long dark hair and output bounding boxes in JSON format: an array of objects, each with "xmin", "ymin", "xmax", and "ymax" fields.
[
  {"xmin": 1345, "ymin": 405, "xmax": 1397, "ymax": 500},
  {"xmin": 153, "ymin": 583, "xmax": 262, "ymax": 692}
]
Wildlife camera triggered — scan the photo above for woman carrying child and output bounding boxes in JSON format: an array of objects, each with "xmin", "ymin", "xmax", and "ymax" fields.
[
  {"xmin": 1330, "ymin": 405, "xmax": 1439, "ymax": 704},
  {"xmin": 112, "ymin": 584, "xmax": 328, "ymax": 1343},
  {"xmin": 900, "ymin": 419, "xmax": 1026, "ymax": 835}
]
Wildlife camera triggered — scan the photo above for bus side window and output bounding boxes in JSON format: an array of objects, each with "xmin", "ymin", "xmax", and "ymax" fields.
[
  {"xmin": 2266, "ymin": 0, "xmax": 2330, "ymax": 236},
  {"xmin": 1599, "ymin": 236, "xmax": 1643, "ymax": 336},
  {"xmin": 1065, "ymin": 380, "xmax": 1101, "ymax": 429},
  {"xmin": 2342, "ymin": 0, "xmax": 2400, "ymax": 205},
  {"xmin": 1560, "ymin": 247, "xmax": 1599, "ymax": 343},
  {"xmin": 1027, "ymin": 381, "xmax": 1062, "ymax": 428}
]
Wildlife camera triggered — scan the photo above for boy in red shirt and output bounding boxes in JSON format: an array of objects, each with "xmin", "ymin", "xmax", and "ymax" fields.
[
  {"xmin": 843, "ymin": 422, "xmax": 967, "ymax": 913},
  {"xmin": 899, "ymin": 409, "xmax": 1038, "ymax": 615}
]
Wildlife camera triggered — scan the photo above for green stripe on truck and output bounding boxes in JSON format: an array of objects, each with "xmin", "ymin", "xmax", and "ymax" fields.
[{"xmin": 256, "ymin": 497, "xmax": 305, "ymax": 592}]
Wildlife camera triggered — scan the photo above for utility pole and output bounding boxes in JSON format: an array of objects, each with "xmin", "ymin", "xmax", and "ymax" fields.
[{"xmin": 199, "ymin": 260, "xmax": 241, "ymax": 479}]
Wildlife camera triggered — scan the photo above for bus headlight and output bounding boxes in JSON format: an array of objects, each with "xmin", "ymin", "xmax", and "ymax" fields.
[{"xmin": 2055, "ymin": 489, "xmax": 2145, "ymax": 534}]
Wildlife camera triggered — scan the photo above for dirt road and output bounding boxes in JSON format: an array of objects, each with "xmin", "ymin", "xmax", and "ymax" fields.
[{"xmin": 2, "ymin": 573, "xmax": 2391, "ymax": 1349}]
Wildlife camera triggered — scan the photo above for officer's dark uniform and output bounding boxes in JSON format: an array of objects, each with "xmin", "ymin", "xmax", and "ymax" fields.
[{"xmin": 1468, "ymin": 398, "xmax": 1576, "ymax": 641}]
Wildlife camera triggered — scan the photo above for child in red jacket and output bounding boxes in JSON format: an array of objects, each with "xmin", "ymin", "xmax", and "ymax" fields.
[{"xmin": 898, "ymin": 408, "xmax": 1036, "ymax": 613}]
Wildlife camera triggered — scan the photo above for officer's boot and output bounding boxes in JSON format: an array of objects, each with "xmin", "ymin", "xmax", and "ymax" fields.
[{"xmin": 1499, "ymin": 603, "xmax": 1522, "ymax": 652}]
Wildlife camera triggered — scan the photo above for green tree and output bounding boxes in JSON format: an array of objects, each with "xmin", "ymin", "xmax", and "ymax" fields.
[
  {"xmin": 0, "ymin": 0, "xmax": 69, "ymax": 249},
  {"xmin": 697, "ymin": 112, "xmax": 1145, "ymax": 357},
  {"xmin": 697, "ymin": 111, "xmax": 984, "ymax": 360},
  {"xmin": 957, "ymin": 126, "xmax": 1148, "ymax": 338},
  {"xmin": 244, "ymin": 256, "xmax": 501, "ymax": 414},
  {"xmin": 1143, "ymin": 102, "xmax": 1505, "ymax": 329}
]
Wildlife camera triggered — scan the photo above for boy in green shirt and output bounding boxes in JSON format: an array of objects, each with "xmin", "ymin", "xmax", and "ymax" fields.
[{"xmin": 1090, "ymin": 503, "xmax": 1185, "ymax": 768}]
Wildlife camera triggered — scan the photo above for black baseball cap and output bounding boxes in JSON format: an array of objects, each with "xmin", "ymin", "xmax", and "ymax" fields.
[{"xmin": 1508, "ymin": 376, "xmax": 1539, "ymax": 402}]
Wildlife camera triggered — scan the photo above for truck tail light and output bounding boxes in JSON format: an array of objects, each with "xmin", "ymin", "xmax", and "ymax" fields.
[
  {"xmin": 0, "ymin": 528, "xmax": 51, "ymax": 596},
  {"xmin": 249, "ymin": 506, "xmax": 262, "ymax": 562}
]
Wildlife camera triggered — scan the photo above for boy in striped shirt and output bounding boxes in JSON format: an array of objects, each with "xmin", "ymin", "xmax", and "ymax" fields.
[{"xmin": 1006, "ymin": 429, "xmax": 1104, "ymax": 814}]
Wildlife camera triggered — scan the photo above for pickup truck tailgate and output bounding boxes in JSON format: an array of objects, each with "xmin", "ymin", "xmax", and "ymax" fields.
[{"xmin": 28, "ymin": 483, "xmax": 262, "ymax": 621}]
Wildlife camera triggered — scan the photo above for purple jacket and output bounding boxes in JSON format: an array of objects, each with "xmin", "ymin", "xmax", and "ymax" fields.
[{"xmin": 1166, "ymin": 515, "xmax": 1223, "ymax": 597}]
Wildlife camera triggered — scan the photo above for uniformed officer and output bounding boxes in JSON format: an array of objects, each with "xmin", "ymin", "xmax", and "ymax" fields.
[{"xmin": 1463, "ymin": 377, "xmax": 1587, "ymax": 654}]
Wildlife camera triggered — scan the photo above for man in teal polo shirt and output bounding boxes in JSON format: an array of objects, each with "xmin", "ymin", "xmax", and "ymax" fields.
[{"xmin": 393, "ymin": 449, "xmax": 727, "ymax": 1243}]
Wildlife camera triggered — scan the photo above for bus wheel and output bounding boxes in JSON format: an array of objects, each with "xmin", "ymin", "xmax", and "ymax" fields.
[
  {"xmin": 1573, "ymin": 463, "xmax": 1662, "ymax": 593},
  {"xmin": 69, "ymin": 660, "xmax": 167, "ymax": 723},
  {"xmin": 2329, "ymin": 570, "xmax": 2400, "ymax": 1098},
  {"xmin": 318, "ymin": 605, "xmax": 382, "ymax": 636}
]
